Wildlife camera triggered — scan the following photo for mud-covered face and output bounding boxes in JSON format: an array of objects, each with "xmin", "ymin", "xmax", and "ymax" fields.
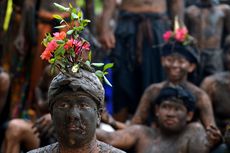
[
  {"xmin": 51, "ymin": 91, "xmax": 99, "ymax": 148},
  {"xmin": 162, "ymin": 54, "xmax": 195, "ymax": 82},
  {"xmin": 156, "ymin": 100, "xmax": 190, "ymax": 133}
]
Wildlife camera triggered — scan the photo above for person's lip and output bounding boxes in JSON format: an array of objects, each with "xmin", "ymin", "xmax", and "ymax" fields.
[
  {"xmin": 164, "ymin": 119, "xmax": 176, "ymax": 125},
  {"xmin": 67, "ymin": 124, "xmax": 81, "ymax": 131}
]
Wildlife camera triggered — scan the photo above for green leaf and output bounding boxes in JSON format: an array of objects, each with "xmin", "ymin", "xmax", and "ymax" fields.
[
  {"xmin": 78, "ymin": 11, "xmax": 83, "ymax": 20},
  {"xmin": 103, "ymin": 63, "xmax": 114, "ymax": 71},
  {"xmin": 56, "ymin": 40, "xmax": 65, "ymax": 44},
  {"xmin": 91, "ymin": 63, "xmax": 104, "ymax": 67},
  {"xmin": 54, "ymin": 25, "xmax": 67, "ymax": 29},
  {"xmin": 81, "ymin": 19, "xmax": 91, "ymax": 27},
  {"xmin": 71, "ymin": 12, "xmax": 78, "ymax": 19},
  {"xmin": 69, "ymin": 3, "xmax": 73, "ymax": 8},
  {"xmin": 53, "ymin": 3, "xmax": 70, "ymax": 12},
  {"xmin": 53, "ymin": 14, "xmax": 63, "ymax": 20},
  {"xmin": 88, "ymin": 51, "xmax": 92, "ymax": 62},
  {"xmin": 54, "ymin": 46, "xmax": 65, "ymax": 56},
  {"xmin": 103, "ymin": 72, "xmax": 108, "ymax": 75},
  {"xmin": 49, "ymin": 58, "xmax": 55, "ymax": 64},
  {"xmin": 66, "ymin": 29, "xmax": 74, "ymax": 35},
  {"xmin": 95, "ymin": 70, "xmax": 104, "ymax": 78},
  {"xmin": 104, "ymin": 75, "xmax": 112, "ymax": 87},
  {"xmin": 76, "ymin": 26, "xmax": 84, "ymax": 31},
  {"xmin": 85, "ymin": 60, "xmax": 91, "ymax": 67},
  {"xmin": 60, "ymin": 20, "xmax": 65, "ymax": 24}
]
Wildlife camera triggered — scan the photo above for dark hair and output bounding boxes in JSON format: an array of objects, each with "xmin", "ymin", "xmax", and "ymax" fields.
[
  {"xmin": 161, "ymin": 42, "xmax": 200, "ymax": 65},
  {"xmin": 155, "ymin": 86, "xmax": 196, "ymax": 112}
]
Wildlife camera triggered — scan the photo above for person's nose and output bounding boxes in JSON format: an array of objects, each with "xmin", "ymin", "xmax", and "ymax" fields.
[
  {"xmin": 68, "ymin": 106, "xmax": 80, "ymax": 121},
  {"xmin": 171, "ymin": 60, "xmax": 180, "ymax": 67},
  {"xmin": 166, "ymin": 108, "xmax": 176, "ymax": 117}
]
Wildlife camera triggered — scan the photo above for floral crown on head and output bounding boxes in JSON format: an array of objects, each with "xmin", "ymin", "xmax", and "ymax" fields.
[
  {"xmin": 161, "ymin": 17, "xmax": 199, "ymax": 64},
  {"xmin": 41, "ymin": 3, "xmax": 113, "ymax": 87},
  {"xmin": 163, "ymin": 16, "xmax": 195, "ymax": 45}
]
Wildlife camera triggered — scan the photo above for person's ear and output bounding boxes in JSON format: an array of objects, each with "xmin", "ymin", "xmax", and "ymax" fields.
[
  {"xmin": 186, "ymin": 112, "xmax": 194, "ymax": 122},
  {"xmin": 97, "ymin": 108, "xmax": 104, "ymax": 126},
  {"xmin": 188, "ymin": 63, "xmax": 196, "ymax": 73}
]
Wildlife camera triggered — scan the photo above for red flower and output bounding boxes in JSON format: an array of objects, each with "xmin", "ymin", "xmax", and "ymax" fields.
[
  {"xmin": 163, "ymin": 31, "xmax": 173, "ymax": 42},
  {"xmin": 175, "ymin": 27, "xmax": 188, "ymax": 42},
  {"xmin": 41, "ymin": 40, "xmax": 58, "ymax": 61},
  {"xmin": 82, "ymin": 41, "xmax": 90, "ymax": 51},
  {"xmin": 64, "ymin": 38, "xmax": 74, "ymax": 50},
  {"xmin": 41, "ymin": 50, "xmax": 53, "ymax": 60},
  {"xmin": 53, "ymin": 31, "xmax": 66, "ymax": 40}
]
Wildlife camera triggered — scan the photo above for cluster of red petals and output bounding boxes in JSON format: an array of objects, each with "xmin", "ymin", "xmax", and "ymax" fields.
[
  {"xmin": 73, "ymin": 39, "xmax": 90, "ymax": 55},
  {"xmin": 175, "ymin": 27, "xmax": 188, "ymax": 42},
  {"xmin": 64, "ymin": 38, "xmax": 74, "ymax": 50},
  {"xmin": 53, "ymin": 31, "xmax": 66, "ymax": 40},
  {"xmin": 163, "ymin": 27, "xmax": 188, "ymax": 43},
  {"xmin": 163, "ymin": 31, "xmax": 173, "ymax": 42},
  {"xmin": 41, "ymin": 40, "xmax": 58, "ymax": 61}
]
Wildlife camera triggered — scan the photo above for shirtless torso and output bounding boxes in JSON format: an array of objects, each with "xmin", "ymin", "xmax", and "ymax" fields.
[
  {"xmin": 131, "ymin": 81, "xmax": 215, "ymax": 128},
  {"xmin": 185, "ymin": 3, "xmax": 230, "ymax": 50},
  {"xmin": 201, "ymin": 72, "xmax": 230, "ymax": 134}
]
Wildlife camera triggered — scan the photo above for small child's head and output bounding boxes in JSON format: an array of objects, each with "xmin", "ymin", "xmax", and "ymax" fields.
[{"xmin": 161, "ymin": 24, "xmax": 199, "ymax": 82}]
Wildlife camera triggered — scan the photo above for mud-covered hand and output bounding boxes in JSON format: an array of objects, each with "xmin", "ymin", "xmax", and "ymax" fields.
[
  {"xmin": 32, "ymin": 113, "xmax": 54, "ymax": 138},
  {"xmin": 206, "ymin": 125, "xmax": 222, "ymax": 148}
]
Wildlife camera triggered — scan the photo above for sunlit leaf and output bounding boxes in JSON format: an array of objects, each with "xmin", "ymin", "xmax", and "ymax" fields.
[
  {"xmin": 54, "ymin": 25, "xmax": 67, "ymax": 29},
  {"xmin": 95, "ymin": 70, "xmax": 104, "ymax": 78},
  {"xmin": 104, "ymin": 75, "xmax": 112, "ymax": 87},
  {"xmin": 67, "ymin": 29, "xmax": 74, "ymax": 35},
  {"xmin": 103, "ymin": 63, "xmax": 114, "ymax": 71},
  {"xmin": 54, "ymin": 3, "xmax": 70, "ymax": 12},
  {"xmin": 91, "ymin": 63, "xmax": 104, "ymax": 67},
  {"xmin": 53, "ymin": 14, "xmax": 63, "ymax": 20}
]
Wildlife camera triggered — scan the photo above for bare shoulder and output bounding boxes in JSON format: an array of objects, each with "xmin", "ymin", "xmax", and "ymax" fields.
[
  {"xmin": 27, "ymin": 142, "xmax": 58, "ymax": 153},
  {"xmin": 187, "ymin": 122, "xmax": 206, "ymax": 131},
  {"xmin": 200, "ymin": 75, "xmax": 216, "ymax": 88},
  {"xmin": 218, "ymin": 3, "xmax": 230, "ymax": 12},
  {"xmin": 185, "ymin": 123, "xmax": 210, "ymax": 153},
  {"xmin": 145, "ymin": 82, "xmax": 166, "ymax": 93},
  {"xmin": 98, "ymin": 141, "xmax": 126, "ymax": 153},
  {"xmin": 186, "ymin": 5, "xmax": 200, "ymax": 14},
  {"xmin": 186, "ymin": 82, "xmax": 207, "ymax": 96}
]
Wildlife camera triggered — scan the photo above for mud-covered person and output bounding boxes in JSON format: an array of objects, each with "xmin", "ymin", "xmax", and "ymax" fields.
[
  {"xmin": 97, "ymin": 86, "xmax": 210, "ymax": 153},
  {"xmin": 99, "ymin": 0, "xmax": 185, "ymax": 121},
  {"xmin": 131, "ymin": 27, "xmax": 221, "ymax": 147},
  {"xmin": 27, "ymin": 67, "xmax": 125, "ymax": 153},
  {"xmin": 200, "ymin": 39, "xmax": 230, "ymax": 152},
  {"xmin": 185, "ymin": 0, "xmax": 230, "ymax": 80}
]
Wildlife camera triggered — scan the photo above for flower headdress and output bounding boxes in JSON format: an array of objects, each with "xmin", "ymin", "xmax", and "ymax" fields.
[
  {"xmin": 163, "ymin": 16, "xmax": 194, "ymax": 45},
  {"xmin": 41, "ymin": 3, "xmax": 113, "ymax": 86},
  {"xmin": 161, "ymin": 17, "xmax": 199, "ymax": 64}
]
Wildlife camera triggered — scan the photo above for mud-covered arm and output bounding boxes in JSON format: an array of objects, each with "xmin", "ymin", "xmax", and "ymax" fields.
[
  {"xmin": 196, "ymin": 89, "xmax": 222, "ymax": 147},
  {"xmin": 96, "ymin": 125, "xmax": 140, "ymax": 150},
  {"xmin": 168, "ymin": 0, "xmax": 184, "ymax": 21},
  {"xmin": 131, "ymin": 86, "xmax": 159, "ymax": 125},
  {"xmin": 98, "ymin": 0, "xmax": 117, "ymax": 49}
]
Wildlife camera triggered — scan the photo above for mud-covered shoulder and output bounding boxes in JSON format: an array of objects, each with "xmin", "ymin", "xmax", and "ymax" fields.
[
  {"xmin": 27, "ymin": 142, "xmax": 58, "ymax": 153},
  {"xmin": 98, "ymin": 140, "xmax": 126, "ymax": 153}
]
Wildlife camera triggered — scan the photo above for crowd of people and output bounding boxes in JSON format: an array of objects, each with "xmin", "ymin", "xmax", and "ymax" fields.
[{"xmin": 0, "ymin": 0, "xmax": 230, "ymax": 153}]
